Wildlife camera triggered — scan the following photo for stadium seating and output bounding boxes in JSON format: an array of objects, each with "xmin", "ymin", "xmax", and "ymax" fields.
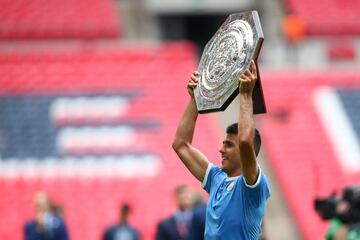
[
  {"xmin": 0, "ymin": 42, "xmax": 223, "ymax": 240},
  {"xmin": 260, "ymin": 71, "xmax": 360, "ymax": 239},
  {"xmin": 0, "ymin": 0, "xmax": 120, "ymax": 39},
  {"xmin": 327, "ymin": 40, "xmax": 356, "ymax": 61},
  {"xmin": 283, "ymin": 0, "xmax": 360, "ymax": 35}
]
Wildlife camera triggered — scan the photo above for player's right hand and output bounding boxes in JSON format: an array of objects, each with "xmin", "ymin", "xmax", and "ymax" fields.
[
  {"xmin": 238, "ymin": 60, "xmax": 257, "ymax": 95},
  {"xmin": 188, "ymin": 71, "xmax": 200, "ymax": 99}
]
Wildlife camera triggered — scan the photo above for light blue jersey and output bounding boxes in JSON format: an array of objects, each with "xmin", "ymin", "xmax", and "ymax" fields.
[{"xmin": 202, "ymin": 163, "xmax": 270, "ymax": 240}]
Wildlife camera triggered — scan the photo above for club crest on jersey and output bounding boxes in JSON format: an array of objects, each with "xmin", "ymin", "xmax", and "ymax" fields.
[{"xmin": 227, "ymin": 182, "xmax": 235, "ymax": 191}]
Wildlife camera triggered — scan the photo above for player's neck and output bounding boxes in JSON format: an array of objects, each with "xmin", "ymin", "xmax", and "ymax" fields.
[{"xmin": 227, "ymin": 169, "xmax": 241, "ymax": 177}]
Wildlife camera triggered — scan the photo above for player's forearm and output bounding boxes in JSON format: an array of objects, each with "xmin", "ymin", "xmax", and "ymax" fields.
[
  {"xmin": 172, "ymin": 98, "xmax": 209, "ymax": 182},
  {"xmin": 172, "ymin": 98, "xmax": 198, "ymax": 149},
  {"xmin": 238, "ymin": 92, "xmax": 255, "ymax": 146},
  {"xmin": 238, "ymin": 92, "xmax": 259, "ymax": 185}
]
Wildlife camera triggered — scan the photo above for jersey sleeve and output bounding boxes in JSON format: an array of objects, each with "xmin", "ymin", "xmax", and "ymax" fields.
[
  {"xmin": 201, "ymin": 163, "xmax": 224, "ymax": 194},
  {"xmin": 240, "ymin": 166, "xmax": 270, "ymax": 207}
]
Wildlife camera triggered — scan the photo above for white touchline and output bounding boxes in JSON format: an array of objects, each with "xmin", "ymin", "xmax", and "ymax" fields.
[{"xmin": 314, "ymin": 87, "xmax": 360, "ymax": 173}]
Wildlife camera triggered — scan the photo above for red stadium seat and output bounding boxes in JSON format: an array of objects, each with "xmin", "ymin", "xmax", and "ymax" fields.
[
  {"xmin": 284, "ymin": 0, "xmax": 360, "ymax": 35},
  {"xmin": 0, "ymin": 0, "xmax": 120, "ymax": 39},
  {"xmin": 327, "ymin": 40, "xmax": 356, "ymax": 61}
]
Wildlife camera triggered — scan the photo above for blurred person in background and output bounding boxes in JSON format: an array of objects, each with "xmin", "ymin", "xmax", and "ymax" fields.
[
  {"xmin": 24, "ymin": 192, "xmax": 69, "ymax": 240},
  {"xmin": 315, "ymin": 186, "xmax": 360, "ymax": 240},
  {"xmin": 186, "ymin": 190, "xmax": 206, "ymax": 240},
  {"xmin": 172, "ymin": 61, "xmax": 270, "ymax": 240},
  {"xmin": 155, "ymin": 185, "xmax": 194, "ymax": 240},
  {"xmin": 103, "ymin": 203, "xmax": 141, "ymax": 240},
  {"xmin": 51, "ymin": 204, "xmax": 65, "ymax": 218}
]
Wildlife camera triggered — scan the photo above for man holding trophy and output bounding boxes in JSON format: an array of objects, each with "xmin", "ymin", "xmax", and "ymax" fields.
[{"xmin": 172, "ymin": 11, "xmax": 270, "ymax": 240}]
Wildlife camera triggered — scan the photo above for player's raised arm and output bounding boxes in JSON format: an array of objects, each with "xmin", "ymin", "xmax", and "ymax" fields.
[
  {"xmin": 237, "ymin": 60, "xmax": 259, "ymax": 185},
  {"xmin": 172, "ymin": 71, "xmax": 210, "ymax": 182}
]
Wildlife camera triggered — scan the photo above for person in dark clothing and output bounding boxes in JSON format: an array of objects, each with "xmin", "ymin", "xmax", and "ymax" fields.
[
  {"xmin": 24, "ymin": 192, "xmax": 69, "ymax": 240},
  {"xmin": 155, "ymin": 185, "xmax": 194, "ymax": 240},
  {"xmin": 103, "ymin": 204, "xmax": 141, "ymax": 240},
  {"xmin": 187, "ymin": 203, "xmax": 206, "ymax": 240}
]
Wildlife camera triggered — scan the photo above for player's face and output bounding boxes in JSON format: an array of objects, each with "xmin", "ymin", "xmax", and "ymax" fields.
[{"xmin": 219, "ymin": 133, "xmax": 241, "ymax": 176}]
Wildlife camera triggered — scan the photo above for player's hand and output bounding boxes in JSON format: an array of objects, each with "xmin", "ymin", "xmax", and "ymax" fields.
[
  {"xmin": 188, "ymin": 71, "xmax": 200, "ymax": 99},
  {"xmin": 238, "ymin": 60, "xmax": 257, "ymax": 94}
]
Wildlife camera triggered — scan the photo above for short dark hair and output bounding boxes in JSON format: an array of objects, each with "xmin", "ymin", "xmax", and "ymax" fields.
[
  {"xmin": 226, "ymin": 123, "xmax": 261, "ymax": 157},
  {"xmin": 121, "ymin": 204, "xmax": 131, "ymax": 215}
]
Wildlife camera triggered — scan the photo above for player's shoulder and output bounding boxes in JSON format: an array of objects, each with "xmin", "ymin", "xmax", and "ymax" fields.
[
  {"xmin": 239, "ymin": 166, "xmax": 269, "ymax": 188},
  {"xmin": 209, "ymin": 164, "xmax": 224, "ymax": 175}
]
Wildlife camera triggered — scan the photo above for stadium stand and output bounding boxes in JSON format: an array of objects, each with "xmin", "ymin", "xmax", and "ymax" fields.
[
  {"xmin": 260, "ymin": 71, "xmax": 360, "ymax": 239},
  {"xmin": 327, "ymin": 40, "xmax": 356, "ymax": 61},
  {"xmin": 0, "ymin": 42, "xmax": 223, "ymax": 240},
  {"xmin": 1, "ymin": 0, "xmax": 359, "ymax": 238},
  {"xmin": 0, "ymin": 0, "xmax": 120, "ymax": 39},
  {"xmin": 338, "ymin": 89, "xmax": 360, "ymax": 136},
  {"xmin": 283, "ymin": 0, "xmax": 360, "ymax": 35}
]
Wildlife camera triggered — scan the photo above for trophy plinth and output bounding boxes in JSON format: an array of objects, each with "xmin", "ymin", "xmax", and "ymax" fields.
[{"xmin": 194, "ymin": 10, "xmax": 266, "ymax": 114}]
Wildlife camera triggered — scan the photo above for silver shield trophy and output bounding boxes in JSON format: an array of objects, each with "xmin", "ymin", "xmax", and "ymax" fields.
[{"xmin": 194, "ymin": 10, "xmax": 266, "ymax": 114}]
